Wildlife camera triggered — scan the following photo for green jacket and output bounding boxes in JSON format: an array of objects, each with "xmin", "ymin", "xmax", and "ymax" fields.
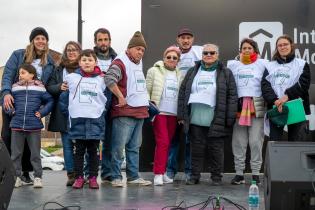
[{"xmin": 146, "ymin": 60, "xmax": 181, "ymax": 107}]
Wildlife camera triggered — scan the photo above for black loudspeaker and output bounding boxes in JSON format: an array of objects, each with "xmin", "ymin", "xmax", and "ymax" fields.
[
  {"xmin": 0, "ymin": 140, "xmax": 15, "ymax": 210},
  {"xmin": 264, "ymin": 141, "xmax": 315, "ymax": 210}
]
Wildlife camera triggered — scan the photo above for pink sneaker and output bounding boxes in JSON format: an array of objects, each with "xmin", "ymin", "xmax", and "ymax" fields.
[
  {"xmin": 72, "ymin": 176, "xmax": 85, "ymax": 189},
  {"xmin": 89, "ymin": 176, "xmax": 99, "ymax": 189}
]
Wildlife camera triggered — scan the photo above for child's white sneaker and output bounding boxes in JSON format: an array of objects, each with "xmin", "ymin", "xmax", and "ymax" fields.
[
  {"xmin": 33, "ymin": 177, "xmax": 43, "ymax": 188},
  {"xmin": 15, "ymin": 177, "xmax": 22, "ymax": 188},
  {"xmin": 154, "ymin": 175, "xmax": 163, "ymax": 186},
  {"xmin": 163, "ymin": 174, "xmax": 173, "ymax": 184}
]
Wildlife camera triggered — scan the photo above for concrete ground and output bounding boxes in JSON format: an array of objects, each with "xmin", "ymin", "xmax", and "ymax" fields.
[{"xmin": 9, "ymin": 171, "xmax": 265, "ymax": 210}]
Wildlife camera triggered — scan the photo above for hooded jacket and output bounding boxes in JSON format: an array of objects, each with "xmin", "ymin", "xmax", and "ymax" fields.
[{"xmin": 146, "ymin": 60, "xmax": 181, "ymax": 107}]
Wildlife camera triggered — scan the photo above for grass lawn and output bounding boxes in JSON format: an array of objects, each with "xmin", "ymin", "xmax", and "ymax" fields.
[{"xmin": 43, "ymin": 145, "xmax": 62, "ymax": 153}]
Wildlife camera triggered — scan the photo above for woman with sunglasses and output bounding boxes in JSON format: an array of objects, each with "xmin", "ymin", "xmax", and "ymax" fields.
[
  {"xmin": 261, "ymin": 34, "xmax": 310, "ymax": 141},
  {"xmin": 46, "ymin": 41, "xmax": 82, "ymax": 186},
  {"xmin": 146, "ymin": 46, "xmax": 182, "ymax": 186},
  {"xmin": 227, "ymin": 38, "xmax": 267, "ymax": 185},
  {"xmin": 178, "ymin": 44, "xmax": 238, "ymax": 185}
]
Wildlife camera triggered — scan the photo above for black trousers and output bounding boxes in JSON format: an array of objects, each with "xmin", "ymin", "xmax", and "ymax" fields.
[
  {"xmin": 269, "ymin": 121, "xmax": 307, "ymax": 141},
  {"xmin": 189, "ymin": 124, "xmax": 224, "ymax": 181},
  {"xmin": 74, "ymin": 139, "xmax": 100, "ymax": 178},
  {"xmin": 1, "ymin": 110, "xmax": 33, "ymax": 172}
]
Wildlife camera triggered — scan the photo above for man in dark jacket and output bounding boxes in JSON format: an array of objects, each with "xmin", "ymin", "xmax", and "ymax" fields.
[
  {"xmin": 178, "ymin": 44, "xmax": 238, "ymax": 185},
  {"xmin": 93, "ymin": 28, "xmax": 117, "ymax": 183}
]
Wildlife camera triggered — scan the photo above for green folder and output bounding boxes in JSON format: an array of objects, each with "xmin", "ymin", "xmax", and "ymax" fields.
[{"xmin": 284, "ymin": 98, "xmax": 306, "ymax": 125}]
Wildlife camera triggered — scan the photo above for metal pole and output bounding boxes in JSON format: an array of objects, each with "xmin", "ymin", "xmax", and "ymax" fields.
[{"xmin": 78, "ymin": 0, "xmax": 82, "ymax": 44}]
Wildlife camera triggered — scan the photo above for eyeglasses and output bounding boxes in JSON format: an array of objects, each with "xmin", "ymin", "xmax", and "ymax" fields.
[
  {"xmin": 202, "ymin": 51, "xmax": 217, "ymax": 56},
  {"xmin": 66, "ymin": 49, "xmax": 79, "ymax": 53},
  {"xmin": 277, "ymin": 43, "xmax": 290, "ymax": 48},
  {"xmin": 166, "ymin": 56, "xmax": 179, "ymax": 61}
]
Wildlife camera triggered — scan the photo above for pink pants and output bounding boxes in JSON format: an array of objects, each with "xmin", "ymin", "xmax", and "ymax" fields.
[{"xmin": 153, "ymin": 114, "xmax": 177, "ymax": 174}]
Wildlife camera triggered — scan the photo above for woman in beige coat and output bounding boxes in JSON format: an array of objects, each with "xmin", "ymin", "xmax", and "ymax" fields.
[{"xmin": 146, "ymin": 46, "xmax": 181, "ymax": 186}]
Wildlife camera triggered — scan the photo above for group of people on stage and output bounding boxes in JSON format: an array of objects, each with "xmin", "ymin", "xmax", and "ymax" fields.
[{"xmin": 1, "ymin": 26, "xmax": 310, "ymax": 190}]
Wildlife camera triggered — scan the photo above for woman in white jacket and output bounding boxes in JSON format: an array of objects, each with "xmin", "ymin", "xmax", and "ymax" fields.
[{"xmin": 146, "ymin": 46, "xmax": 181, "ymax": 186}]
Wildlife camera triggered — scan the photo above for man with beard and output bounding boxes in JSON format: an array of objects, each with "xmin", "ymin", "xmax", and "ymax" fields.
[
  {"xmin": 166, "ymin": 28, "xmax": 203, "ymax": 181},
  {"xmin": 94, "ymin": 28, "xmax": 117, "ymax": 183},
  {"xmin": 94, "ymin": 28, "xmax": 117, "ymax": 73}
]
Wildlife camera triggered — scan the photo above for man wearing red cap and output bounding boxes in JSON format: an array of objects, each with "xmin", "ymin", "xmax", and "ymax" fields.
[
  {"xmin": 166, "ymin": 27, "xmax": 203, "ymax": 181},
  {"xmin": 104, "ymin": 31, "xmax": 152, "ymax": 187}
]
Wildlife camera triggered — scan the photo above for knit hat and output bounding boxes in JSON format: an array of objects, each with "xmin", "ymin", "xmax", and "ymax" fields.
[
  {"xmin": 177, "ymin": 27, "xmax": 193, "ymax": 37},
  {"xmin": 29, "ymin": 27, "xmax": 49, "ymax": 42},
  {"xmin": 163, "ymin": 46, "xmax": 181, "ymax": 58},
  {"xmin": 127, "ymin": 31, "xmax": 147, "ymax": 49}
]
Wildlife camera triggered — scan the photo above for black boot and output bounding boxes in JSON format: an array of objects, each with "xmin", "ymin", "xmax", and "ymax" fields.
[{"xmin": 66, "ymin": 172, "xmax": 76, "ymax": 186}]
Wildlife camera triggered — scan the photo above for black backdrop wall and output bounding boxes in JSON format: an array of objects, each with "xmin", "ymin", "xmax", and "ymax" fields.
[{"xmin": 139, "ymin": 0, "xmax": 315, "ymax": 172}]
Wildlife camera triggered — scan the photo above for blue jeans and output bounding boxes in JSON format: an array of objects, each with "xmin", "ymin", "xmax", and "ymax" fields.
[
  {"xmin": 111, "ymin": 117, "xmax": 143, "ymax": 181},
  {"xmin": 100, "ymin": 119, "xmax": 112, "ymax": 179},
  {"xmin": 61, "ymin": 132, "xmax": 74, "ymax": 173},
  {"xmin": 166, "ymin": 127, "xmax": 191, "ymax": 178}
]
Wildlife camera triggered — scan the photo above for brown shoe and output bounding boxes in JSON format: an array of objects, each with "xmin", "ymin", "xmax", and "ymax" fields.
[{"xmin": 66, "ymin": 172, "xmax": 76, "ymax": 186}]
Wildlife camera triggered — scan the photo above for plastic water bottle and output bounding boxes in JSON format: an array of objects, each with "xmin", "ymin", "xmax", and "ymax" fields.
[{"xmin": 248, "ymin": 180, "xmax": 259, "ymax": 210}]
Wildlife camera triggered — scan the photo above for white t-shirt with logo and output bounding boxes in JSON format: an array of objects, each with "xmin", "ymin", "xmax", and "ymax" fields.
[
  {"xmin": 65, "ymin": 73, "xmax": 107, "ymax": 119},
  {"xmin": 265, "ymin": 58, "xmax": 305, "ymax": 98},
  {"xmin": 114, "ymin": 53, "xmax": 149, "ymax": 107},
  {"xmin": 227, "ymin": 59, "xmax": 266, "ymax": 98},
  {"xmin": 159, "ymin": 71, "xmax": 179, "ymax": 115},
  {"xmin": 178, "ymin": 45, "xmax": 203, "ymax": 77},
  {"xmin": 31, "ymin": 59, "xmax": 43, "ymax": 80},
  {"xmin": 97, "ymin": 58, "xmax": 112, "ymax": 73},
  {"xmin": 188, "ymin": 67, "xmax": 217, "ymax": 107}
]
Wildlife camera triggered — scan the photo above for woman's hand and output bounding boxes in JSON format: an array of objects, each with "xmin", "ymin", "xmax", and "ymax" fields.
[
  {"xmin": 4, "ymin": 94, "xmax": 14, "ymax": 110},
  {"xmin": 60, "ymin": 82, "xmax": 68, "ymax": 91},
  {"xmin": 178, "ymin": 120, "xmax": 185, "ymax": 125},
  {"xmin": 274, "ymin": 95, "xmax": 288, "ymax": 113}
]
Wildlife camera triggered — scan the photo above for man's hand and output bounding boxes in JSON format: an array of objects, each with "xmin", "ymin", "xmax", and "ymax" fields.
[
  {"xmin": 4, "ymin": 94, "xmax": 14, "ymax": 110},
  {"xmin": 116, "ymin": 96, "xmax": 127, "ymax": 107}
]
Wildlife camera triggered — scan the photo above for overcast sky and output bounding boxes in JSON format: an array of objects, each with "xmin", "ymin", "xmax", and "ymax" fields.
[{"xmin": 0, "ymin": 0, "xmax": 141, "ymax": 65}]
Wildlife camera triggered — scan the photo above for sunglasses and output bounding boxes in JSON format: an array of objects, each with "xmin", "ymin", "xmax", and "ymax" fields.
[
  {"xmin": 166, "ymin": 56, "xmax": 179, "ymax": 61},
  {"xmin": 202, "ymin": 51, "xmax": 217, "ymax": 56}
]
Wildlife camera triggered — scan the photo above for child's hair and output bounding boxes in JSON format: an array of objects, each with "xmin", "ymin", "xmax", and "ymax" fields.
[
  {"xmin": 79, "ymin": 49, "xmax": 97, "ymax": 61},
  {"xmin": 19, "ymin": 63, "xmax": 37, "ymax": 79}
]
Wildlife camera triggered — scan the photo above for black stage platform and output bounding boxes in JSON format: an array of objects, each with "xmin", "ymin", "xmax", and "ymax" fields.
[{"xmin": 9, "ymin": 171, "xmax": 264, "ymax": 210}]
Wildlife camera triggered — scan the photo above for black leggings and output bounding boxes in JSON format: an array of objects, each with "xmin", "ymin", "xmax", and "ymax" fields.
[{"xmin": 74, "ymin": 139, "xmax": 100, "ymax": 178}]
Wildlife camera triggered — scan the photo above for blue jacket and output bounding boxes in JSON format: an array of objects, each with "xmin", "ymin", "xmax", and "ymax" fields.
[
  {"xmin": 8, "ymin": 80, "xmax": 54, "ymax": 130},
  {"xmin": 1, "ymin": 49, "xmax": 55, "ymax": 97},
  {"xmin": 59, "ymin": 70, "xmax": 109, "ymax": 140}
]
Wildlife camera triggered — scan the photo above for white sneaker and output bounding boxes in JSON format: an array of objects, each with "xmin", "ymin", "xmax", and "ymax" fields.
[
  {"xmin": 111, "ymin": 179, "xmax": 124, "ymax": 187},
  {"xmin": 15, "ymin": 177, "xmax": 22, "ymax": 188},
  {"xmin": 33, "ymin": 177, "xmax": 43, "ymax": 188},
  {"xmin": 154, "ymin": 175, "xmax": 163, "ymax": 186},
  {"xmin": 163, "ymin": 174, "xmax": 173, "ymax": 184},
  {"xmin": 127, "ymin": 178, "xmax": 152, "ymax": 186}
]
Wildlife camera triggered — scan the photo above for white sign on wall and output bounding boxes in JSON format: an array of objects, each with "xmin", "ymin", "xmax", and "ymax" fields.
[{"xmin": 239, "ymin": 22, "xmax": 283, "ymax": 60}]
